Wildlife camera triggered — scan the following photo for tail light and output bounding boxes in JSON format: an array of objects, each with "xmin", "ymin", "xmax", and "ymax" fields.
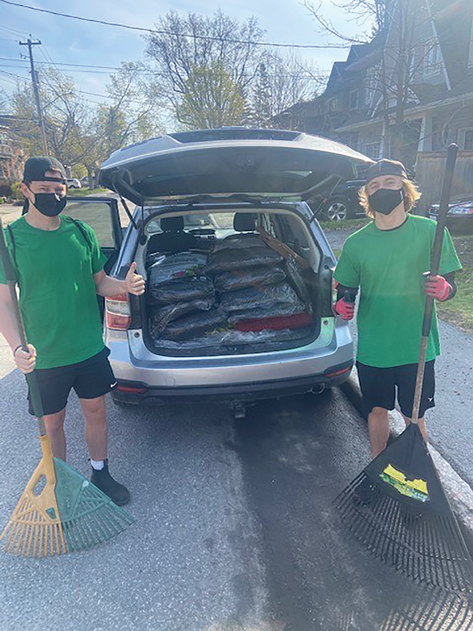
[{"xmin": 105, "ymin": 293, "xmax": 131, "ymax": 330}]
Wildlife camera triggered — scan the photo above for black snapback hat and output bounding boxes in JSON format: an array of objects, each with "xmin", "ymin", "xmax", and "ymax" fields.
[
  {"xmin": 365, "ymin": 159, "xmax": 407, "ymax": 184},
  {"xmin": 23, "ymin": 156, "xmax": 67, "ymax": 184}
]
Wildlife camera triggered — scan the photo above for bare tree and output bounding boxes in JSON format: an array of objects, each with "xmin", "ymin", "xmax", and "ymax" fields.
[
  {"xmin": 304, "ymin": 0, "xmax": 437, "ymax": 163},
  {"xmin": 11, "ymin": 68, "xmax": 89, "ymax": 168},
  {"xmin": 144, "ymin": 10, "xmax": 265, "ymax": 125},
  {"xmin": 250, "ymin": 52, "xmax": 323, "ymax": 127}
]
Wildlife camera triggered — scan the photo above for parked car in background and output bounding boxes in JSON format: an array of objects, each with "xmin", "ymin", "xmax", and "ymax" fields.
[
  {"xmin": 67, "ymin": 177, "xmax": 82, "ymax": 189},
  {"xmin": 429, "ymin": 194, "xmax": 473, "ymax": 229},
  {"xmin": 308, "ymin": 177, "xmax": 366, "ymax": 221},
  {"xmin": 60, "ymin": 128, "xmax": 372, "ymax": 417}
]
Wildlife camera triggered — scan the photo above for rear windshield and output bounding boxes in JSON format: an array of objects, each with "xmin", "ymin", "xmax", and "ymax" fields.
[
  {"xmin": 143, "ymin": 208, "xmax": 321, "ymax": 269},
  {"xmin": 147, "ymin": 212, "xmax": 240, "ymax": 240}
]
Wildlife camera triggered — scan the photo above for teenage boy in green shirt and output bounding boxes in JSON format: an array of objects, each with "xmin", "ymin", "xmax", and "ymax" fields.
[
  {"xmin": 334, "ymin": 159, "xmax": 462, "ymax": 458},
  {"xmin": 0, "ymin": 156, "xmax": 145, "ymax": 505}
]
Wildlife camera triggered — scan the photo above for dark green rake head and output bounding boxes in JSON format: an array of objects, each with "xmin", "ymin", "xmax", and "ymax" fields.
[{"xmin": 54, "ymin": 458, "xmax": 135, "ymax": 553}]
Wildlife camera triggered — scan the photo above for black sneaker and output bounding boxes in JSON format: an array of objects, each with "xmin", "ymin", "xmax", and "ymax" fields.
[{"xmin": 90, "ymin": 460, "xmax": 130, "ymax": 506}]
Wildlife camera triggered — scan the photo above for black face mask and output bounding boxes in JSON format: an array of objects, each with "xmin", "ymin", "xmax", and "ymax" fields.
[
  {"xmin": 30, "ymin": 192, "xmax": 67, "ymax": 217},
  {"xmin": 368, "ymin": 188, "xmax": 404, "ymax": 216}
]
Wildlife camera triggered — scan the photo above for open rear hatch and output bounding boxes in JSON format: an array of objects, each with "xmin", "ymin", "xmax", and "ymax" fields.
[
  {"xmin": 99, "ymin": 128, "xmax": 371, "ymax": 356},
  {"xmin": 99, "ymin": 128, "xmax": 372, "ymax": 205}
]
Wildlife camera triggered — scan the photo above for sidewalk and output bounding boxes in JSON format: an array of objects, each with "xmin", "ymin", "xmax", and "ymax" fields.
[{"xmin": 0, "ymin": 204, "xmax": 22, "ymax": 226}]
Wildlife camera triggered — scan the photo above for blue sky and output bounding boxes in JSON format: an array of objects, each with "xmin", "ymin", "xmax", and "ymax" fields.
[{"xmin": 0, "ymin": 0, "xmax": 366, "ymax": 108}]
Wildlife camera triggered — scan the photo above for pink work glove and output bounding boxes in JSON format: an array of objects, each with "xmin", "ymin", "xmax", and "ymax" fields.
[
  {"xmin": 424, "ymin": 274, "xmax": 452, "ymax": 301},
  {"xmin": 334, "ymin": 297, "xmax": 355, "ymax": 320}
]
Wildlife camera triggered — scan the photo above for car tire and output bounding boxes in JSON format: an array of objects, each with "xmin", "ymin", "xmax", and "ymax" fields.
[{"xmin": 323, "ymin": 196, "xmax": 351, "ymax": 221}]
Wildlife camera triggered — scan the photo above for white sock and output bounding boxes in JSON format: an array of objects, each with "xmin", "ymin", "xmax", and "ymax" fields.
[{"xmin": 90, "ymin": 459, "xmax": 105, "ymax": 471}]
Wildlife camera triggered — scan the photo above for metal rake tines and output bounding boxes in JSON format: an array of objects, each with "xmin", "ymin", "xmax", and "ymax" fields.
[{"xmin": 334, "ymin": 474, "xmax": 473, "ymax": 594}]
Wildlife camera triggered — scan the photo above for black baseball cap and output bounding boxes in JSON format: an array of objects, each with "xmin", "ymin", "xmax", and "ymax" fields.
[
  {"xmin": 23, "ymin": 156, "xmax": 67, "ymax": 184},
  {"xmin": 365, "ymin": 159, "xmax": 407, "ymax": 184}
]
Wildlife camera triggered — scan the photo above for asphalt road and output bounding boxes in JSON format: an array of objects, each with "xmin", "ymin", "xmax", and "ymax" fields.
[{"xmin": 1, "ymin": 343, "xmax": 472, "ymax": 630}]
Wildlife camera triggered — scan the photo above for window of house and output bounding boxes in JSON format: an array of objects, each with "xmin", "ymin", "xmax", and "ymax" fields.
[
  {"xmin": 464, "ymin": 129, "xmax": 473, "ymax": 151},
  {"xmin": 364, "ymin": 142, "xmax": 380, "ymax": 160},
  {"xmin": 349, "ymin": 90, "xmax": 359, "ymax": 110},
  {"xmin": 469, "ymin": 20, "xmax": 473, "ymax": 67},
  {"xmin": 365, "ymin": 67, "xmax": 379, "ymax": 106},
  {"xmin": 327, "ymin": 98, "xmax": 338, "ymax": 112},
  {"xmin": 424, "ymin": 41, "xmax": 441, "ymax": 77}
]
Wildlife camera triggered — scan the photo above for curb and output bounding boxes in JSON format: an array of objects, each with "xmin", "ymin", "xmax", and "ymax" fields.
[{"xmin": 341, "ymin": 373, "xmax": 473, "ymax": 556}]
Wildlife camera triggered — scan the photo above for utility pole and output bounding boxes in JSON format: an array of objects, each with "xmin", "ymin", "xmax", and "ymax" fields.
[{"xmin": 20, "ymin": 38, "xmax": 48, "ymax": 155}]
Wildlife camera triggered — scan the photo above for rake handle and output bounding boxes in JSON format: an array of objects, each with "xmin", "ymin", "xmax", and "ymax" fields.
[
  {"xmin": 411, "ymin": 143, "xmax": 458, "ymax": 425},
  {"xmin": 0, "ymin": 218, "xmax": 46, "ymax": 436}
]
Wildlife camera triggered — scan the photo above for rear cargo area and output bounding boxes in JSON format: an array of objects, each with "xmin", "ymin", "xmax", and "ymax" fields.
[{"xmin": 142, "ymin": 210, "xmax": 321, "ymax": 356}]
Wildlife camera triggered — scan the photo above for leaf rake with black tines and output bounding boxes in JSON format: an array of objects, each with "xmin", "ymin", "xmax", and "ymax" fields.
[
  {"xmin": 333, "ymin": 145, "xmax": 473, "ymax": 595},
  {"xmin": 333, "ymin": 424, "xmax": 473, "ymax": 594}
]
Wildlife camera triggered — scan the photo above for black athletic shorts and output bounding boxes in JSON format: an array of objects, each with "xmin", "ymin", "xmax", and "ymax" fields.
[
  {"xmin": 27, "ymin": 347, "xmax": 117, "ymax": 416},
  {"xmin": 356, "ymin": 360, "xmax": 435, "ymax": 419}
]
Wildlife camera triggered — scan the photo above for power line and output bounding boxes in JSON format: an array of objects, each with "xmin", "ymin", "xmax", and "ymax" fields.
[
  {"xmin": 0, "ymin": 23, "xmax": 29, "ymax": 36},
  {"xmin": 0, "ymin": 0, "xmax": 350, "ymax": 50},
  {"xmin": 0, "ymin": 60, "xmax": 329, "ymax": 81},
  {"xmin": 0, "ymin": 56, "xmax": 125, "ymax": 70}
]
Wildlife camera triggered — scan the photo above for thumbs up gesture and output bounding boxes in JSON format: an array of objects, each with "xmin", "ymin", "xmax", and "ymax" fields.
[{"xmin": 125, "ymin": 262, "xmax": 146, "ymax": 296}]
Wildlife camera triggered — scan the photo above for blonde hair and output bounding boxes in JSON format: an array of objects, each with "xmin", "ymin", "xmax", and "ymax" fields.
[{"xmin": 359, "ymin": 178, "xmax": 422, "ymax": 219}]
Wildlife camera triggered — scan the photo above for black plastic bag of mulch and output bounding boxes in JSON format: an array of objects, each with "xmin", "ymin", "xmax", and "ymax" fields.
[
  {"xmin": 148, "ymin": 252, "xmax": 208, "ymax": 286},
  {"xmin": 219, "ymin": 283, "xmax": 301, "ymax": 313},
  {"xmin": 149, "ymin": 277, "xmax": 215, "ymax": 306},
  {"xmin": 161, "ymin": 308, "xmax": 228, "ymax": 341},
  {"xmin": 213, "ymin": 267, "xmax": 286, "ymax": 293},
  {"xmin": 205, "ymin": 246, "xmax": 283, "ymax": 275},
  {"xmin": 149, "ymin": 297, "xmax": 215, "ymax": 337}
]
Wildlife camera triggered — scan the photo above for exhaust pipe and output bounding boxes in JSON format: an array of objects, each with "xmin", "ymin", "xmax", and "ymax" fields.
[{"xmin": 310, "ymin": 384, "xmax": 325, "ymax": 395}]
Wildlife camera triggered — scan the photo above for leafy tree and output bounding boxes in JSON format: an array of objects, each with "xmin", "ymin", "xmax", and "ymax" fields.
[{"xmin": 176, "ymin": 61, "xmax": 246, "ymax": 128}]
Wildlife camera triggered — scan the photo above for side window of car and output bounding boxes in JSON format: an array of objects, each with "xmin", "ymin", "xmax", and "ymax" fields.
[
  {"xmin": 62, "ymin": 200, "xmax": 119, "ymax": 248},
  {"xmin": 260, "ymin": 213, "xmax": 277, "ymax": 237}
]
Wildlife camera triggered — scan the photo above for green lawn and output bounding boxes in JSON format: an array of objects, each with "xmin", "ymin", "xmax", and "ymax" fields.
[
  {"xmin": 319, "ymin": 218, "xmax": 369, "ymax": 231},
  {"xmin": 67, "ymin": 188, "xmax": 110, "ymax": 197},
  {"xmin": 437, "ymin": 234, "xmax": 473, "ymax": 332}
]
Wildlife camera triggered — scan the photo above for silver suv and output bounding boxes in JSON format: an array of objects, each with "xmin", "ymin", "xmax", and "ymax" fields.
[{"xmin": 65, "ymin": 128, "xmax": 371, "ymax": 415}]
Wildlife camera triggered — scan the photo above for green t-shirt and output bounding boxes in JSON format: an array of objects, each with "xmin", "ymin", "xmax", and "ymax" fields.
[
  {"xmin": 334, "ymin": 215, "xmax": 462, "ymax": 368},
  {"xmin": 0, "ymin": 215, "xmax": 108, "ymax": 369}
]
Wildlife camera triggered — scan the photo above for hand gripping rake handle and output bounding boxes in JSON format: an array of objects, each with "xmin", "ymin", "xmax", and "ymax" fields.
[
  {"xmin": 0, "ymin": 218, "xmax": 47, "ymax": 437},
  {"xmin": 411, "ymin": 143, "xmax": 458, "ymax": 425}
]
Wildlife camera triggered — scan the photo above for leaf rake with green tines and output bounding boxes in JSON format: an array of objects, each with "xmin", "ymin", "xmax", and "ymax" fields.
[
  {"xmin": 333, "ymin": 144, "xmax": 473, "ymax": 595},
  {"xmin": 0, "ymin": 217, "xmax": 135, "ymax": 557}
]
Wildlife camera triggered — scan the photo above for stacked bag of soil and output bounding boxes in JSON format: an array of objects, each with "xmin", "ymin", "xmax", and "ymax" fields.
[
  {"xmin": 205, "ymin": 236, "xmax": 313, "ymax": 333},
  {"xmin": 148, "ymin": 252, "xmax": 226, "ymax": 341}
]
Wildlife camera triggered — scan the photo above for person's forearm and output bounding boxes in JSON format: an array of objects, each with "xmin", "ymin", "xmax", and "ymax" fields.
[
  {"xmin": 95, "ymin": 275, "xmax": 127, "ymax": 298},
  {"xmin": 0, "ymin": 302, "xmax": 22, "ymax": 351}
]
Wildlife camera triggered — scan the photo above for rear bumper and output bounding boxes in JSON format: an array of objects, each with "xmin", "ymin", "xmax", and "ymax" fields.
[{"xmin": 111, "ymin": 361, "xmax": 353, "ymax": 405}]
